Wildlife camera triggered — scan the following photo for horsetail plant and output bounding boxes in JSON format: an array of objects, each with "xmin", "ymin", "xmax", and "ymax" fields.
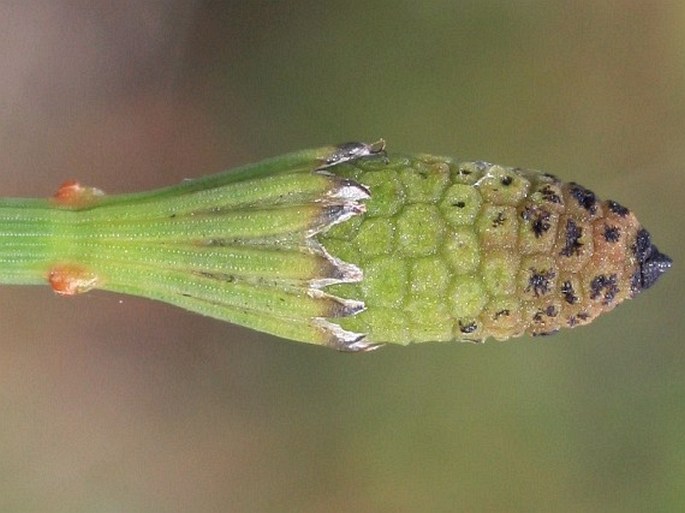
[{"xmin": 0, "ymin": 140, "xmax": 671, "ymax": 350}]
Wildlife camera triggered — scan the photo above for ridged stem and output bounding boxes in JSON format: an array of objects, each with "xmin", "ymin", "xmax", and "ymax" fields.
[{"xmin": 0, "ymin": 146, "xmax": 372, "ymax": 347}]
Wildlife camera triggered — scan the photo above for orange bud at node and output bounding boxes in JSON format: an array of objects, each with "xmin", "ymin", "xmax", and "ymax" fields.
[
  {"xmin": 53, "ymin": 180, "xmax": 105, "ymax": 207},
  {"xmin": 48, "ymin": 264, "xmax": 100, "ymax": 295}
]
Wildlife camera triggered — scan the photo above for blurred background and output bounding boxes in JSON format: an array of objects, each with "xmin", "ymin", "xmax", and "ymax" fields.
[{"xmin": 0, "ymin": 1, "xmax": 683, "ymax": 512}]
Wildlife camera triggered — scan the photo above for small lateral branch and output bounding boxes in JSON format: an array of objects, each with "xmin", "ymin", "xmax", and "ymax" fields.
[
  {"xmin": 53, "ymin": 180, "xmax": 105, "ymax": 208},
  {"xmin": 48, "ymin": 264, "xmax": 100, "ymax": 295}
]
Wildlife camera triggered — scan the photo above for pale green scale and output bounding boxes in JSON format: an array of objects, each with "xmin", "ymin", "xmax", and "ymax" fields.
[
  {"xmin": 396, "ymin": 204, "xmax": 444, "ymax": 257},
  {"xmin": 398, "ymin": 159, "xmax": 450, "ymax": 202},
  {"xmin": 358, "ymin": 169, "xmax": 405, "ymax": 217},
  {"xmin": 360, "ymin": 256, "xmax": 408, "ymax": 308},
  {"xmin": 439, "ymin": 184, "xmax": 482, "ymax": 226},
  {"xmin": 354, "ymin": 217, "xmax": 395, "ymax": 256},
  {"xmin": 481, "ymin": 252, "xmax": 519, "ymax": 296},
  {"xmin": 448, "ymin": 275, "xmax": 487, "ymax": 318},
  {"xmin": 409, "ymin": 257, "xmax": 451, "ymax": 298},
  {"xmin": 442, "ymin": 228, "xmax": 480, "ymax": 274},
  {"xmin": 406, "ymin": 299, "xmax": 454, "ymax": 342}
]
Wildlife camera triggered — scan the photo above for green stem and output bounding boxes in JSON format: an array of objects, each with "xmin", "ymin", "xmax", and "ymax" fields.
[
  {"xmin": 0, "ymin": 145, "xmax": 371, "ymax": 348},
  {"xmin": 0, "ymin": 200, "xmax": 69, "ymax": 284},
  {"xmin": 0, "ymin": 140, "xmax": 670, "ymax": 351}
]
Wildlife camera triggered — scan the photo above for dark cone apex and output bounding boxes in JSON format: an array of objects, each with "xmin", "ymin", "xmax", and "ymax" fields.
[{"xmin": 631, "ymin": 228, "xmax": 672, "ymax": 293}]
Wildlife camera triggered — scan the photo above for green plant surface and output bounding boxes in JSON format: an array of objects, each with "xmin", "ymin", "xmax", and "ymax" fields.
[
  {"xmin": 0, "ymin": 142, "xmax": 670, "ymax": 350},
  {"xmin": 1, "ymin": 3, "xmax": 683, "ymax": 513}
]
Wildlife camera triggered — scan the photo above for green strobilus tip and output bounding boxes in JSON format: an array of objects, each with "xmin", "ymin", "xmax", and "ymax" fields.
[{"xmin": 0, "ymin": 140, "xmax": 671, "ymax": 351}]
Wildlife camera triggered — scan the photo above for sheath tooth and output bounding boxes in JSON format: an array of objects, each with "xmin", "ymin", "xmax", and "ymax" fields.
[
  {"xmin": 326, "ymin": 179, "xmax": 371, "ymax": 202},
  {"xmin": 308, "ymin": 239, "xmax": 363, "ymax": 288},
  {"xmin": 312, "ymin": 318, "xmax": 377, "ymax": 352},
  {"xmin": 308, "ymin": 203, "xmax": 366, "ymax": 237},
  {"xmin": 307, "ymin": 288, "xmax": 365, "ymax": 317}
]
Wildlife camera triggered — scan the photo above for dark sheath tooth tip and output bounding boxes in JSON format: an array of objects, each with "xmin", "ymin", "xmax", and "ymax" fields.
[
  {"xmin": 631, "ymin": 228, "xmax": 672, "ymax": 292},
  {"xmin": 640, "ymin": 247, "xmax": 672, "ymax": 290}
]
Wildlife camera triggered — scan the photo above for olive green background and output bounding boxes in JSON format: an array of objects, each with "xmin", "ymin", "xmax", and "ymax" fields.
[{"xmin": 0, "ymin": 2, "xmax": 683, "ymax": 512}]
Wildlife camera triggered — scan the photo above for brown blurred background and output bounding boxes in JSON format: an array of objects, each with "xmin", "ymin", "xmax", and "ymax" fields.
[{"xmin": 0, "ymin": 2, "xmax": 683, "ymax": 512}]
